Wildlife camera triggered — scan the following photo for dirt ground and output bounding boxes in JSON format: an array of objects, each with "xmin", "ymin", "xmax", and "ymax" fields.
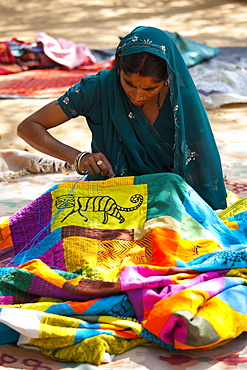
[{"xmin": 0, "ymin": 0, "xmax": 246, "ymax": 153}]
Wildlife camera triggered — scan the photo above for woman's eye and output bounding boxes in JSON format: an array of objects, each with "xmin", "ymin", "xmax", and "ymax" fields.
[
  {"xmin": 144, "ymin": 87, "xmax": 156, "ymax": 91},
  {"xmin": 124, "ymin": 79, "xmax": 156, "ymax": 91}
]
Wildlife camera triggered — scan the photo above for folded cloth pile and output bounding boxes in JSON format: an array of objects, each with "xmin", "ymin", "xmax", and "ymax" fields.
[{"xmin": 0, "ymin": 33, "xmax": 96, "ymax": 75}]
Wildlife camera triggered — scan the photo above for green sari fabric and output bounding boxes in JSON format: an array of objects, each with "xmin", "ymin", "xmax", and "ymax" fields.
[{"xmin": 97, "ymin": 26, "xmax": 226, "ymax": 210}]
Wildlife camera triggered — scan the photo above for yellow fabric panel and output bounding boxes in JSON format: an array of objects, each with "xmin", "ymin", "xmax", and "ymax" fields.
[
  {"xmin": 218, "ymin": 197, "xmax": 247, "ymax": 220},
  {"xmin": 29, "ymin": 313, "xmax": 84, "ymax": 349},
  {"xmin": 225, "ymin": 268, "xmax": 247, "ymax": 280},
  {"xmin": 41, "ymin": 334, "xmax": 154, "ymax": 365},
  {"xmin": 195, "ymin": 296, "xmax": 247, "ymax": 346},
  {"xmin": 51, "ymin": 184, "xmax": 147, "ymax": 231},
  {"xmin": 30, "ymin": 326, "xmax": 75, "ymax": 348},
  {"xmin": 58, "ymin": 176, "xmax": 135, "ymax": 190},
  {"xmin": 41, "ymin": 313, "xmax": 82, "ymax": 329},
  {"xmin": 176, "ymin": 238, "xmax": 222, "ymax": 262},
  {"xmin": 98, "ymin": 234, "xmax": 153, "ymax": 270},
  {"xmin": 98, "ymin": 316, "xmax": 143, "ymax": 336},
  {"xmin": 63, "ymin": 236, "xmax": 99, "ymax": 272},
  {"xmin": 0, "ymin": 301, "xmax": 55, "ymax": 311},
  {"xmin": 63, "ymin": 232, "xmax": 153, "ymax": 279},
  {"xmin": 80, "ymin": 264, "xmax": 121, "ymax": 282}
]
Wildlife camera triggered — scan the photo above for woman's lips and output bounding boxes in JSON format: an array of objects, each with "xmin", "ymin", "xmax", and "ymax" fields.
[{"xmin": 130, "ymin": 98, "xmax": 144, "ymax": 106}]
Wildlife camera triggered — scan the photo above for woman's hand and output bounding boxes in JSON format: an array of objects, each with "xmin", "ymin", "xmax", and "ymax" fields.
[{"xmin": 78, "ymin": 153, "xmax": 115, "ymax": 178}]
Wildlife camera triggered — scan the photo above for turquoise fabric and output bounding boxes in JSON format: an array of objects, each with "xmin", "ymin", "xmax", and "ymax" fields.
[
  {"xmin": 58, "ymin": 26, "xmax": 226, "ymax": 210},
  {"xmin": 166, "ymin": 31, "xmax": 220, "ymax": 67}
]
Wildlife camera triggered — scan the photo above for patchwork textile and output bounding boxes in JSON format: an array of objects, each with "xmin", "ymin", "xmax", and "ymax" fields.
[{"xmin": 0, "ymin": 173, "xmax": 246, "ymax": 365}]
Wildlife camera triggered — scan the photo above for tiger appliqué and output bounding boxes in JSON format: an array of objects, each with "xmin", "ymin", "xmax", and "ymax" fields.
[{"xmin": 55, "ymin": 193, "xmax": 144, "ymax": 224}]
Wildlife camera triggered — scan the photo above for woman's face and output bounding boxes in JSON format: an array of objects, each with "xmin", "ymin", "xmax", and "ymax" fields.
[{"xmin": 120, "ymin": 70, "xmax": 165, "ymax": 107}]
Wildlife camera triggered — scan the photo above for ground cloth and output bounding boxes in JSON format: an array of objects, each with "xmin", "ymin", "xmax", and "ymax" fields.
[
  {"xmin": 0, "ymin": 60, "xmax": 115, "ymax": 99},
  {"xmin": 0, "ymin": 173, "xmax": 246, "ymax": 365}
]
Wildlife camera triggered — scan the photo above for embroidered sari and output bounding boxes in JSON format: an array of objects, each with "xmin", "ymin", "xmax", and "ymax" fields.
[{"xmin": 58, "ymin": 26, "xmax": 227, "ymax": 210}]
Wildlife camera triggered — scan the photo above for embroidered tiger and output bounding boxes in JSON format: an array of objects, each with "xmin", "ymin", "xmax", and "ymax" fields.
[{"xmin": 55, "ymin": 194, "xmax": 144, "ymax": 224}]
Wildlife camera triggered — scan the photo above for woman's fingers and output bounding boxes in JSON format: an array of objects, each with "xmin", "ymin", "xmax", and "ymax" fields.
[
  {"xmin": 80, "ymin": 153, "xmax": 115, "ymax": 178},
  {"xmin": 95, "ymin": 158, "xmax": 115, "ymax": 178}
]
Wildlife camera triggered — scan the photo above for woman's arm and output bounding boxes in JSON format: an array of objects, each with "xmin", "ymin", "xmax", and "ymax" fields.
[
  {"xmin": 17, "ymin": 100, "xmax": 115, "ymax": 177},
  {"xmin": 17, "ymin": 100, "xmax": 80, "ymax": 164}
]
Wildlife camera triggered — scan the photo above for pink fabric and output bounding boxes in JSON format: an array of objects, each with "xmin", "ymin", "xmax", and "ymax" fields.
[{"xmin": 35, "ymin": 32, "xmax": 96, "ymax": 69}]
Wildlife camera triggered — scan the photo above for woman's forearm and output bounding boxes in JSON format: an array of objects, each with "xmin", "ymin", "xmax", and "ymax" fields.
[
  {"xmin": 17, "ymin": 100, "xmax": 83, "ymax": 164},
  {"xmin": 17, "ymin": 101, "xmax": 114, "ymax": 178},
  {"xmin": 17, "ymin": 120, "xmax": 81, "ymax": 164}
]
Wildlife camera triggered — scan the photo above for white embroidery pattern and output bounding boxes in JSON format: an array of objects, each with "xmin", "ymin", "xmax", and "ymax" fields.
[
  {"xmin": 117, "ymin": 36, "xmax": 167, "ymax": 55},
  {"xmin": 128, "ymin": 112, "xmax": 135, "ymax": 119},
  {"xmin": 185, "ymin": 148, "xmax": 199, "ymax": 165},
  {"xmin": 74, "ymin": 87, "xmax": 81, "ymax": 94},
  {"xmin": 62, "ymin": 97, "xmax": 77, "ymax": 117}
]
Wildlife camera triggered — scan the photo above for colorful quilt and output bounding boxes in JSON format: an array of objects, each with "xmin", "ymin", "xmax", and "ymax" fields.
[{"xmin": 0, "ymin": 173, "xmax": 246, "ymax": 365}]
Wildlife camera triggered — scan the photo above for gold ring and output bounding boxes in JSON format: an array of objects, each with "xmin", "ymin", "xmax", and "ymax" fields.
[{"xmin": 97, "ymin": 160, "xmax": 103, "ymax": 166}]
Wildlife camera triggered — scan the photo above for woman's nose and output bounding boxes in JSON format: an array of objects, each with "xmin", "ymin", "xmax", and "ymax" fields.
[{"xmin": 132, "ymin": 88, "xmax": 143, "ymax": 101}]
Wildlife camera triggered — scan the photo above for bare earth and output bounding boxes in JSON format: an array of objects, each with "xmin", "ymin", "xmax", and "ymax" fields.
[{"xmin": 0, "ymin": 0, "xmax": 246, "ymax": 154}]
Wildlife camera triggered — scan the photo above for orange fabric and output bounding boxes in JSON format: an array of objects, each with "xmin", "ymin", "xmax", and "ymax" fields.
[
  {"xmin": 151, "ymin": 227, "xmax": 179, "ymax": 266},
  {"xmin": 0, "ymin": 219, "xmax": 13, "ymax": 250},
  {"xmin": 69, "ymin": 299, "xmax": 101, "ymax": 314}
]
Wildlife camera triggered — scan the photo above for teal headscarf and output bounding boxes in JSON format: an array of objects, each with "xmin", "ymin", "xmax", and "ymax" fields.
[{"xmin": 95, "ymin": 26, "xmax": 226, "ymax": 210}]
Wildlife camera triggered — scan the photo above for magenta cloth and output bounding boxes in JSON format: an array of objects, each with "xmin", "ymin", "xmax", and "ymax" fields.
[{"xmin": 36, "ymin": 32, "xmax": 96, "ymax": 69}]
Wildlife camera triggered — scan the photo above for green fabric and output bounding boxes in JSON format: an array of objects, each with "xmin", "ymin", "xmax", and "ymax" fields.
[
  {"xmin": 58, "ymin": 26, "xmax": 226, "ymax": 210},
  {"xmin": 166, "ymin": 30, "xmax": 220, "ymax": 67},
  {"xmin": 153, "ymin": 92, "xmax": 175, "ymax": 147}
]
